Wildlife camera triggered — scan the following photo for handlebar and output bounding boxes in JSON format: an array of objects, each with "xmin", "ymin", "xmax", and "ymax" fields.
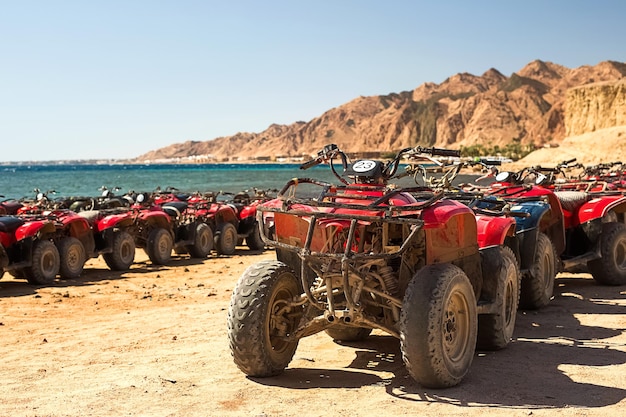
[{"xmin": 413, "ymin": 146, "xmax": 461, "ymax": 158}]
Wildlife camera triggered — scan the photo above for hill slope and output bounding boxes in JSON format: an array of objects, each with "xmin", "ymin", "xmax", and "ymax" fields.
[{"xmin": 135, "ymin": 60, "xmax": 626, "ymax": 163}]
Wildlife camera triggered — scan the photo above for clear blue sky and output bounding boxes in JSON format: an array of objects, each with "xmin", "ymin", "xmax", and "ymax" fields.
[{"xmin": 1, "ymin": 0, "xmax": 624, "ymax": 162}]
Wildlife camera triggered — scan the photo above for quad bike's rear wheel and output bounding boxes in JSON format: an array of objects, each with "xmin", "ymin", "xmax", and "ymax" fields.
[
  {"xmin": 588, "ymin": 222, "xmax": 626, "ymax": 285},
  {"xmin": 325, "ymin": 324, "xmax": 372, "ymax": 342},
  {"xmin": 399, "ymin": 263, "xmax": 477, "ymax": 388},
  {"xmin": 186, "ymin": 222, "xmax": 213, "ymax": 258},
  {"xmin": 25, "ymin": 240, "xmax": 60, "ymax": 285},
  {"xmin": 58, "ymin": 236, "xmax": 86, "ymax": 279},
  {"xmin": 227, "ymin": 260, "xmax": 303, "ymax": 377},
  {"xmin": 215, "ymin": 222, "xmax": 237, "ymax": 255},
  {"xmin": 146, "ymin": 228, "xmax": 173, "ymax": 265},
  {"xmin": 103, "ymin": 231, "xmax": 136, "ymax": 271},
  {"xmin": 520, "ymin": 232, "xmax": 557, "ymax": 310},
  {"xmin": 477, "ymin": 246, "xmax": 520, "ymax": 350},
  {"xmin": 246, "ymin": 221, "xmax": 265, "ymax": 251}
]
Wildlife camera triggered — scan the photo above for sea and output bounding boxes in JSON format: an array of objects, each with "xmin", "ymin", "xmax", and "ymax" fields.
[{"xmin": 0, "ymin": 163, "xmax": 480, "ymax": 201}]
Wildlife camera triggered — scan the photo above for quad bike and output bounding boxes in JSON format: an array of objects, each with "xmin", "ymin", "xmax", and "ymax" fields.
[
  {"xmin": 223, "ymin": 188, "xmax": 278, "ymax": 251},
  {"xmin": 17, "ymin": 190, "xmax": 95, "ymax": 279},
  {"xmin": 158, "ymin": 198, "xmax": 214, "ymax": 259},
  {"xmin": 0, "ymin": 214, "xmax": 60, "ymax": 285},
  {"xmin": 482, "ymin": 158, "xmax": 626, "ymax": 297},
  {"xmin": 521, "ymin": 160, "xmax": 626, "ymax": 286},
  {"xmin": 227, "ymin": 144, "xmax": 520, "ymax": 388},
  {"xmin": 408, "ymin": 157, "xmax": 563, "ymax": 310},
  {"xmin": 142, "ymin": 187, "xmax": 239, "ymax": 256}
]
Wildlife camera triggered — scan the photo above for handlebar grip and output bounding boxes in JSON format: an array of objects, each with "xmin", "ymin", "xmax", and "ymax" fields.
[
  {"xmin": 422, "ymin": 147, "xmax": 461, "ymax": 157},
  {"xmin": 299, "ymin": 158, "xmax": 321, "ymax": 170},
  {"xmin": 561, "ymin": 158, "xmax": 577, "ymax": 165},
  {"xmin": 478, "ymin": 158, "xmax": 502, "ymax": 166}
]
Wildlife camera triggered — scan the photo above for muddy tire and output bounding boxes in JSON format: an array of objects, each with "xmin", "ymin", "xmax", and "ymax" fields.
[
  {"xmin": 477, "ymin": 246, "xmax": 520, "ymax": 350},
  {"xmin": 103, "ymin": 231, "xmax": 136, "ymax": 271},
  {"xmin": 588, "ymin": 222, "xmax": 626, "ymax": 285},
  {"xmin": 146, "ymin": 228, "xmax": 173, "ymax": 265},
  {"xmin": 325, "ymin": 325, "xmax": 372, "ymax": 342},
  {"xmin": 58, "ymin": 237, "xmax": 86, "ymax": 279},
  {"xmin": 186, "ymin": 222, "xmax": 213, "ymax": 258},
  {"xmin": 215, "ymin": 222, "xmax": 237, "ymax": 255},
  {"xmin": 227, "ymin": 260, "xmax": 303, "ymax": 377},
  {"xmin": 399, "ymin": 263, "xmax": 477, "ymax": 388},
  {"xmin": 520, "ymin": 232, "xmax": 556, "ymax": 310},
  {"xmin": 25, "ymin": 240, "xmax": 60, "ymax": 285},
  {"xmin": 246, "ymin": 222, "xmax": 265, "ymax": 251}
]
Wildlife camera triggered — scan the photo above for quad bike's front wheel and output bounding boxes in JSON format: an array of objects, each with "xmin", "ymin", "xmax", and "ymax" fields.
[
  {"xmin": 186, "ymin": 222, "xmax": 213, "ymax": 258},
  {"xmin": 227, "ymin": 260, "xmax": 303, "ymax": 377},
  {"xmin": 25, "ymin": 240, "xmax": 60, "ymax": 285},
  {"xmin": 58, "ymin": 236, "xmax": 86, "ymax": 279},
  {"xmin": 146, "ymin": 228, "xmax": 173, "ymax": 265},
  {"xmin": 399, "ymin": 263, "xmax": 477, "ymax": 388},
  {"xmin": 477, "ymin": 246, "xmax": 520, "ymax": 350},
  {"xmin": 103, "ymin": 231, "xmax": 136, "ymax": 271},
  {"xmin": 215, "ymin": 222, "xmax": 238, "ymax": 255},
  {"xmin": 588, "ymin": 222, "xmax": 626, "ymax": 285},
  {"xmin": 520, "ymin": 232, "xmax": 557, "ymax": 310}
]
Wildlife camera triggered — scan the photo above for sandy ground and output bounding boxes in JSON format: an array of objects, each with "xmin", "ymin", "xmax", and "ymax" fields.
[{"xmin": 0, "ymin": 246, "xmax": 625, "ymax": 417}]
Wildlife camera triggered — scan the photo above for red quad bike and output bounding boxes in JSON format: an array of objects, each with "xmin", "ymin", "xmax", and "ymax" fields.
[
  {"xmin": 131, "ymin": 187, "xmax": 214, "ymax": 258},
  {"xmin": 224, "ymin": 188, "xmax": 278, "ymax": 251},
  {"xmin": 158, "ymin": 198, "xmax": 214, "ymax": 259},
  {"xmin": 0, "ymin": 214, "xmax": 60, "ymax": 285},
  {"xmin": 227, "ymin": 144, "xmax": 520, "ymax": 389},
  {"xmin": 145, "ymin": 187, "xmax": 239, "ymax": 256},
  {"xmin": 524, "ymin": 160, "xmax": 626, "ymax": 286},
  {"xmin": 122, "ymin": 192, "xmax": 176, "ymax": 265},
  {"xmin": 191, "ymin": 191, "xmax": 239, "ymax": 256},
  {"xmin": 18, "ymin": 190, "xmax": 95, "ymax": 279}
]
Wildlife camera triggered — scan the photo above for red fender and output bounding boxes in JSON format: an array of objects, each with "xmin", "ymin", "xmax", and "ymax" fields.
[
  {"xmin": 421, "ymin": 200, "xmax": 480, "ymax": 264},
  {"xmin": 239, "ymin": 205, "xmax": 257, "ymax": 221},
  {"xmin": 578, "ymin": 195, "xmax": 626, "ymax": 224},
  {"xmin": 475, "ymin": 214, "xmax": 516, "ymax": 248},
  {"xmin": 421, "ymin": 199, "xmax": 474, "ymax": 229},
  {"xmin": 15, "ymin": 221, "xmax": 56, "ymax": 241},
  {"xmin": 96, "ymin": 213, "xmax": 133, "ymax": 232},
  {"xmin": 138, "ymin": 210, "xmax": 171, "ymax": 228}
]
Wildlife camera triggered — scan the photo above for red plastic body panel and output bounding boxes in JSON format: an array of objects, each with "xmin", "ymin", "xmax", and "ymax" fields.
[
  {"xmin": 475, "ymin": 214, "xmax": 516, "ymax": 248},
  {"xmin": 15, "ymin": 221, "xmax": 55, "ymax": 241},
  {"xmin": 578, "ymin": 195, "xmax": 626, "ymax": 224}
]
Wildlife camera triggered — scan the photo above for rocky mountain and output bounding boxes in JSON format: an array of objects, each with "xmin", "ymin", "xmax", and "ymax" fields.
[{"xmin": 135, "ymin": 60, "xmax": 626, "ymax": 163}]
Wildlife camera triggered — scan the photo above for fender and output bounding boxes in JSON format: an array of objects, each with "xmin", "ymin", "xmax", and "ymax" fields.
[
  {"xmin": 421, "ymin": 199, "xmax": 475, "ymax": 229},
  {"xmin": 475, "ymin": 215, "xmax": 516, "ymax": 248},
  {"xmin": 239, "ymin": 205, "xmax": 257, "ymax": 221},
  {"xmin": 65, "ymin": 216, "xmax": 92, "ymax": 238},
  {"xmin": 578, "ymin": 195, "xmax": 626, "ymax": 224},
  {"xmin": 15, "ymin": 221, "xmax": 56, "ymax": 241},
  {"xmin": 215, "ymin": 205, "xmax": 239, "ymax": 224},
  {"xmin": 138, "ymin": 210, "xmax": 171, "ymax": 229},
  {"xmin": 96, "ymin": 213, "xmax": 133, "ymax": 232},
  {"xmin": 508, "ymin": 200, "xmax": 551, "ymax": 233},
  {"xmin": 422, "ymin": 200, "xmax": 479, "ymax": 264}
]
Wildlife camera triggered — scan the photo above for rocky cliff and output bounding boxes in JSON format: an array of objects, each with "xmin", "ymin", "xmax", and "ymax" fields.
[{"xmin": 135, "ymin": 60, "xmax": 626, "ymax": 162}]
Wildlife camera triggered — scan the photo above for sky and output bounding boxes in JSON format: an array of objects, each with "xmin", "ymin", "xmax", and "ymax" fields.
[{"xmin": 1, "ymin": 1, "xmax": 624, "ymax": 162}]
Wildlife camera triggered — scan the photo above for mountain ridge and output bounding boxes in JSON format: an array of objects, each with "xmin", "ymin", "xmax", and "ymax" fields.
[{"xmin": 135, "ymin": 59, "xmax": 626, "ymax": 163}]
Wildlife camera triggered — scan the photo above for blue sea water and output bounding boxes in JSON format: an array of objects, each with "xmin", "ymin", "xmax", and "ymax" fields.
[{"xmin": 0, "ymin": 163, "xmax": 479, "ymax": 201}]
